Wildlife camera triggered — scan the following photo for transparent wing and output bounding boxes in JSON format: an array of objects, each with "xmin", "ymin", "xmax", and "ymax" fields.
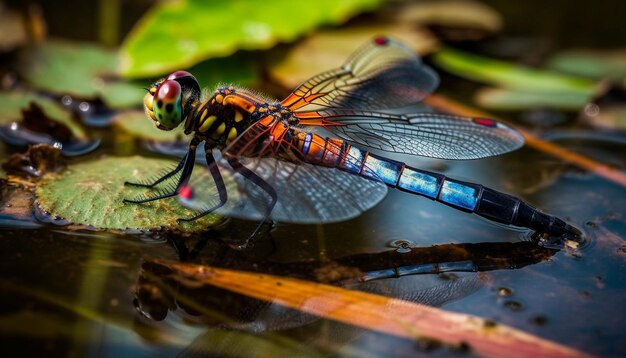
[
  {"xmin": 182, "ymin": 122, "xmax": 388, "ymax": 224},
  {"xmin": 281, "ymin": 36, "xmax": 439, "ymax": 112},
  {"xmin": 297, "ymin": 109, "xmax": 524, "ymax": 160}
]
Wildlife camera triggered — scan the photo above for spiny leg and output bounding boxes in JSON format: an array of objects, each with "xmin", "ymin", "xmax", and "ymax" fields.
[
  {"xmin": 226, "ymin": 155, "xmax": 277, "ymax": 249},
  {"xmin": 176, "ymin": 145, "xmax": 228, "ymax": 222},
  {"xmin": 123, "ymin": 141, "xmax": 198, "ymax": 204},
  {"xmin": 124, "ymin": 152, "xmax": 187, "ymax": 188}
]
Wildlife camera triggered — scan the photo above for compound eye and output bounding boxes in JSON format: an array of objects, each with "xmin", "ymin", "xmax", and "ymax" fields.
[
  {"xmin": 152, "ymin": 80, "xmax": 183, "ymax": 130},
  {"xmin": 167, "ymin": 70, "xmax": 194, "ymax": 81}
]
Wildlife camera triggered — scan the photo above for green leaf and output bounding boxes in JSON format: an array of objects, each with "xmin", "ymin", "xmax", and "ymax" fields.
[
  {"xmin": 547, "ymin": 49, "xmax": 626, "ymax": 82},
  {"xmin": 120, "ymin": 0, "xmax": 382, "ymax": 77},
  {"xmin": 432, "ymin": 47, "xmax": 596, "ymax": 96},
  {"xmin": 17, "ymin": 40, "xmax": 144, "ymax": 109},
  {"xmin": 0, "ymin": 91, "xmax": 87, "ymax": 140},
  {"xmin": 99, "ymin": 81, "xmax": 147, "ymax": 110},
  {"xmin": 475, "ymin": 87, "xmax": 590, "ymax": 111},
  {"xmin": 35, "ymin": 156, "xmax": 222, "ymax": 232},
  {"xmin": 113, "ymin": 110, "xmax": 191, "ymax": 142},
  {"xmin": 18, "ymin": 40, "xmax": 118, "ymax": 97}
]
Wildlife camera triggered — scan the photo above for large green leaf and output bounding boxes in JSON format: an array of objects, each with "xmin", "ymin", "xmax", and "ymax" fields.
[
  {"xmin": 433, "ymin": 47, "xmax": 596, "ymax": 96},
  {"xmin": 36, "ymin": 156, "xmax": 222, "ymax": 232},
  {"xmin": 120, "ymin": 0, "xmax": 382, "ymax": 77},
  {"xmin": 0, "ymin": 91, "xmax": 87, "ymax": 140}
]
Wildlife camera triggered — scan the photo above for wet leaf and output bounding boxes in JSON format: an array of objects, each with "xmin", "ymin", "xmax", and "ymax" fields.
[
  {"xmin": 157, "ymin": 260, "xmax": 592, "ymax": 358},
  {"xmin": 35, "ymin": 156, "xmax": 221, "ymax": 232},
  {"xmin": 270, "ymin": 25, "xmax": 438, "ymax": 89},
  {"xmin": 548, "ymin": 50, "xmax": 626, "ymax": 82},
  {"xmin": 0, "ymin": 91, "xmax": 86, "ymax": 140},
  {"xmin": 113, "ymin": 110, "xmax": 190, "ymax": 142},
  {"xmin": 433, "ymin": 47, "xmax": 596, "ymax": 95},
  {"xmin": 475, "ymin": 87, "xmax": 589, "ymax": 110},
  {"xmin": 17, "ymin": 40, "xmax": 143, "ymax": 109},
  {"xmin": 120, "ymin": 0, "xmax": 383, "ymax": 77}
]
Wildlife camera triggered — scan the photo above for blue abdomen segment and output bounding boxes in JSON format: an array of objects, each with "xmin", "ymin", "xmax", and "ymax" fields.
[{"xmin": 396, "ymin": 166, "xmax": 481, "ymax": 211}]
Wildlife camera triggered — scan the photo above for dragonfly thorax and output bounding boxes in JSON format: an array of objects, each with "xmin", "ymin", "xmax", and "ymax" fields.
[{"xmin": 188, "ymin": 85, "xmax": 297, "ymax": 148}]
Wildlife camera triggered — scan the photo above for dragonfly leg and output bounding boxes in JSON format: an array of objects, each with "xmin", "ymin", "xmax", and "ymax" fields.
[
  {"xmin": 226, "ymin": 155, "xmax": 277, "ymax": 249},
  {"xmin": 124, "ymin": 152, "xmax": 187, "ymax": 188},
  {"xmin": 123, "ymin": 142, "xmax": 198, "ymax": 204},
  {"xmin": 176, "ymin": 145, "xmax": 228, "ymax": 222}
]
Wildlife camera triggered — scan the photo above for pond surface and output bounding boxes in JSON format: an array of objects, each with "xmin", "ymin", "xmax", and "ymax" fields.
[
  {"xmin": 1, "ymin": 129, "xmax": 625, "ymax": 356},
  {"xmin": 1, "ymin": 1, "xmax": 626, "ymax": 357}
]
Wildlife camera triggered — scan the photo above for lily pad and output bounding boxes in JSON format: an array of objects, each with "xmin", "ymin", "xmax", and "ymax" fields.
[
  {"xmin": 120, "ymin": 0, "xmax": 382, "ymax": 77},
  {"xmin": 269, "ymin": 25, "xmax": 438, "ymax": 89},
  {"xmin": 113, "ymin": 110, "xmax": 191, "ymax": 142},
  {"xmin": 35, "ymin": 156, "xmax": 221, "ymax": 232},
  {"xmin": 548, "ymin": 50, "xmax": 626, "ymax": 82},
  {"xmin": 0, "ymin": 91, "xmax": 87, "ymax": 140},
  {"xmin": 475, "ymin": 87, "xmax": 590, "ymax": 110},
  {"xmin": 17, "ymin": 40, "xmax": 144, "ymax": 109},
  {"xmin": 433, "ymin": 47, "xmax": 596, "ymax": 96}
]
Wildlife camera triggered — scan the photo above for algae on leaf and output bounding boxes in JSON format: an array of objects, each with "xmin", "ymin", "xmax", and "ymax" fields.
[
  {"xmin": 36, "ymin": 156, "xmax": 222, "ymax": 233},
  {"xmin": 120, "ymin": 0, "xmax": 382, "ymax": 77}
]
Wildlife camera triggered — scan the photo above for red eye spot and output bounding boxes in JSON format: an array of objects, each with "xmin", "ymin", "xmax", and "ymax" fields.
[
  {"xmin": 167, "ymin": 70, "xmax": 193, "ymax": 80},
  {"xmin": 155, "ymin": 80, "xmax": 181, "ymax": 101},
  {"xmin": 374, "ymin": 36, "xmax": 389, "ymax": 46},
  {"xmin": 473, "ymin": 118, "xmax": 497, "ymax": 127}
]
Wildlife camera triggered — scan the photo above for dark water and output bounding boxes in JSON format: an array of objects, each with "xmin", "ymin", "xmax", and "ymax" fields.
[{"xmin": 2, "ymin": 0, "xmax": 626, "ymax": 357}]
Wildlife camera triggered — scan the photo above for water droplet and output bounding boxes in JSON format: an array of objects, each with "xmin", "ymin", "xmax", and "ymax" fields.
[
  {"xmin": 584, "ymin": 103, "xmax": 600, "ymax": 117},
  {"xmin": 61, "ymin": 95, "xmax": 73, "ymax": 106},
  {"xmin": 78, "ymin": 101, "xmax": 90, "ymax": 112},
  {"xmin": 504, "ymin": 300, "xmax": 524, "ymax": 311},
  {"xmin": 388, "ymin": 239, "xmax": 413, "ymax": 253},
  {"xmin": 530, "ymin": 315, "xmax": 548, "ymax": 326}
]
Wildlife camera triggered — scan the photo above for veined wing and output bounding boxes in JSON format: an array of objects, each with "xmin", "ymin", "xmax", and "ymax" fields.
[
  {"xmin": 183, "ymin": 121, "xmax": 388, "ymax": 224},
  {"xmin": 281, "ymin": 36, "xmax": 439, "ymax": 112},
  {"xmin": 297, "ymin": 109, "xmax": 524, "ymax": 160}
]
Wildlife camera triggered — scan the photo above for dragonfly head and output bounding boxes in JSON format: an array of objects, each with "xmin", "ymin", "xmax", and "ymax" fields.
[{"xmin": 144, "ymin": 71, "xmax": 201, "ymax": 131}]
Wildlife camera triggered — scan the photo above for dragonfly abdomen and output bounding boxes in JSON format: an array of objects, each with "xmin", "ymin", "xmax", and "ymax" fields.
[{"xmin": 298, "ymin": 132, "xmax": 579, "ymax": 237}]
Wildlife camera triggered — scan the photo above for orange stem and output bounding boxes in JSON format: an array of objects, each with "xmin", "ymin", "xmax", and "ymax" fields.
[{"xmin": 424, "ymin": 95, "xmax": 626, "ymax": 187}]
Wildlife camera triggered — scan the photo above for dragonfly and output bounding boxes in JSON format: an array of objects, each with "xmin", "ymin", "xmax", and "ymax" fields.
[{"xmin": 124, "ymin": 36, "xmax": 580, "ymax": 245}]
